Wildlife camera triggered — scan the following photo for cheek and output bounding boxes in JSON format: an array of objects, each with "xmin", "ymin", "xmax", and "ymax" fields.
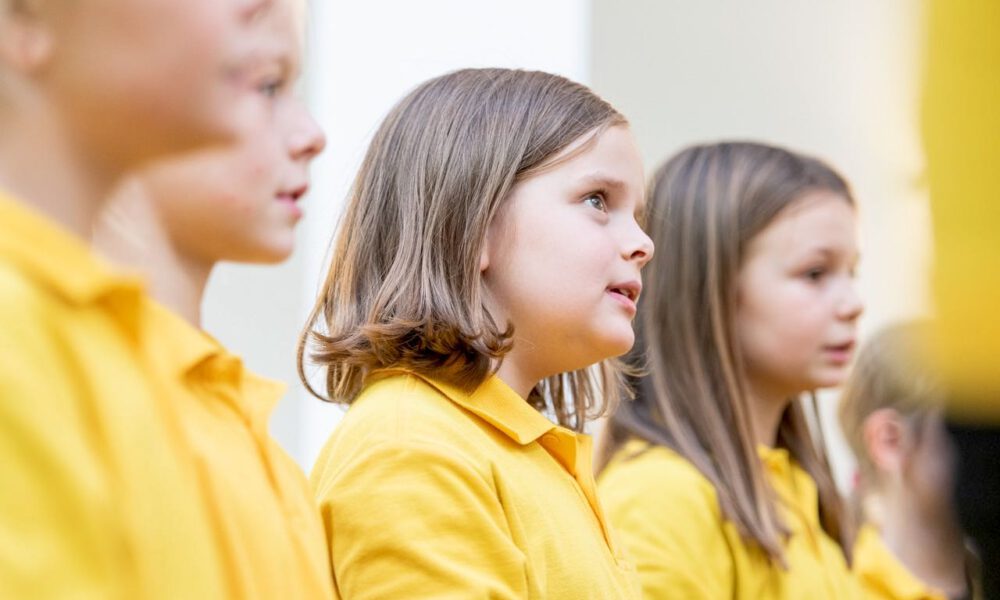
[
  {"xmin": 237, "ymin": 143, "xmax": 281, "ymax": 183},
  {"xmin": 215, "ymin": 191, "xmax": 258, "ymax": 218}
]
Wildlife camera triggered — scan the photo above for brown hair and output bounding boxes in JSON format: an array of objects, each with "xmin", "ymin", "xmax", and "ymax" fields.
[
  {"xmin": 298, "ymin": 68, "xmax": 628, "ymax": 431},
  {"xmin": 599, "ymin": 141, "xmax": 854, "ymax": 563},
  {"xmin": 838, "ymin": 322, "xmax": 941, "ymax": 525}
]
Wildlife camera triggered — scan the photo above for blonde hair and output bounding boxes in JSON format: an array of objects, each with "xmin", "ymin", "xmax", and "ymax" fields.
[
  {"xmin": 600, "ymin": 141, "xmax": 854, "ymax": 563},
  {"xmin": 298, "ymin": 68, "xmax": 628, "ymax": 431},
  {"xmin": 838, "ymin": 322, "xmax": 941, "ymax": 496}
]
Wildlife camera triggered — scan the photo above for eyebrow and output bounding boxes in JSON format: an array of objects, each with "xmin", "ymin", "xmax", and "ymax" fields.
[
  {"xmin": 798, "ymin": 246, "xmax": 861, "ymax": 262},
  {"xmin": 579, "ymin": 172, "xmax": 626, "ymax": 192},
  {"xmin": 243, "ymin": 0, "xmax": 276, "ymax": 22}
]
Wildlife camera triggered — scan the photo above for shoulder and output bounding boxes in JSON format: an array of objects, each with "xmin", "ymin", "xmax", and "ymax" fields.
[
  {"xmin": 0, "ymin": 262, "xmax": 79, "ymax": 385},
  {"xmin": 329, "ymin": 372, "xmax": 487, "ymax": 447},
  {"xmin": 600, "ymin": 441, "xmax": 721, "ymax": 519},
  {"xmin": 598, "ymin": 442, "xmax": 735, "ymax": 597},
  {"xmin": 0, "ymin": 261, "xmax": 54, "ymax": 324},
  {"xmin": 311, "ymin": 373, "xmax": 496, "ymax": 496},
  {"xmin": 851, "ymin": 524, "xmax": 936, "ymax": 600}
]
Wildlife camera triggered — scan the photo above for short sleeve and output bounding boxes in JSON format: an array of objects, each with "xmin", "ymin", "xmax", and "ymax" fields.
[
  {"xmin": 313, "ymin": 439, "xmax": 529, "ymax": 599},
  {"xmin": 599, "ymin": 452, "xmax": 734, "ymax": 599}
]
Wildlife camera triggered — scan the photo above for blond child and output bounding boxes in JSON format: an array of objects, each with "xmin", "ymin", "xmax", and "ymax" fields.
[
  {"xmin": 91, "ymin": 2, "xmax": 331, "ymax": 597},
  {"xmin": 840, "ymin": 323, "xmax": 977, "ymax": 600},
  {"xmin": 1, "ymin": 0, "xmax": 282, "ymax": 596}
]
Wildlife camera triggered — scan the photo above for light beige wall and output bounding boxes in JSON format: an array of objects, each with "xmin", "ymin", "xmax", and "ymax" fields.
[{"xmin": 589, "ymin": 0, "xmax": 930, "ymax": 489}]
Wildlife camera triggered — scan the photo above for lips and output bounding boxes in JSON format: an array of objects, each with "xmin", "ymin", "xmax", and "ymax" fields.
[
  {"xmin": 607, "ymin": 280, "xmax": 641, "ymax": 315},
  {"xmin": 824, "ymin": 340, "xmax": 855, "ymax": 353},
  {"xmin": 823, "ymin": 340, "xmax": 856, "ymax": 363},
  {"xmin": 607, "ymin": 281, "xmax": 641, "ymax": 302},
  {"xmin": 277, "ymin": 184, "xmax": 308, "ymax": 203}
]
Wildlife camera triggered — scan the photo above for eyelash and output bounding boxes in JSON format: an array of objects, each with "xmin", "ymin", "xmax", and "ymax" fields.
[
  {"xmin": 584, "ymin": 192, "xmax": 608, "ymax": 213},
  {"xmin": 257, "ymin": 77, "xmax": 286, "ymax": 99},
  {"xmin": 804, "ymin": 267, "xmax": 825, "ymax": 281}
]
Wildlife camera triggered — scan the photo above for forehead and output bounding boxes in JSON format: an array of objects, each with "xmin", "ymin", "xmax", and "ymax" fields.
[
  {"xmin": 240, "ymin": 0, "xmax": 302, "ymax": 75},
  {"xmin": 540, "ymin": 126, "xmax": 644, "ymax": 194},
  {"xmin": 748, "ymin": 191, "xmax": 857, "ymax": 257}
]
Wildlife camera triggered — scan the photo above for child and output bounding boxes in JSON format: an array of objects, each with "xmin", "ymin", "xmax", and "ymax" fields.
[
  {"xmin": 597, "ymin": 141, "xmax": 864, "ymax": 598},
  {"xmin": 93, "ymin": 1, "xmax": 331, "ymax": 597},
  {"xmin": 839, "ymin": 323, "xmax": 978, "ymax": 600},
  {"xmin": 299, "ymin": 68, "xmax": 653, "ymax": 599},
  {"xmin": 0, "ymin": 1, "xmax": 280, "ymax": 597}
]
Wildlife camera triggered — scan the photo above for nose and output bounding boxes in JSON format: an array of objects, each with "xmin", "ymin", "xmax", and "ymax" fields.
[
  {"xmin": 837, "ymin": 278, "xmax": 864, "ymax": 321},
  {"xmin": 624, "ymin": 219, "xmax": 654, "ymax": 268},
  {"xmin": 288, "ymin": 100, "xmax": 327, "ymax": 162}
]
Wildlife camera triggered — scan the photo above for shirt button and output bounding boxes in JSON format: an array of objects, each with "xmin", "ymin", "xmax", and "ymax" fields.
[{"xmin": 541, "ymin": 433, "xmax": 558, "ymax": 445}]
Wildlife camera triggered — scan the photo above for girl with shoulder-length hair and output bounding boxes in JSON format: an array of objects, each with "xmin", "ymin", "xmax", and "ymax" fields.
[
  {"xmin": 598, "ymin": 141, "xmax": 865, "ymax": 598},
  {"xmin": 300, "ymin": 67, "xmax": 653, "ymax": 599}
]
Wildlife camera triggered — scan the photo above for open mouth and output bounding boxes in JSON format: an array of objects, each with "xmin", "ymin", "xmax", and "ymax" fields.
[
  {"xmin": 607, "ymin": 282, "xmax": 641, "ymax": 315},
  {"xmin": 608, "ymin": 287, "xmax": 637, "ymax": 302},
  {"xmin": 825, "ymin": 341, "xmax": 855, "ymax": 353},
  {"xmin": 277, "ymin": 185, "xmax": 308, "ymax": 204},
  {"xmin": 823, "ymin": 341, "xmax": 856, "ymax": 363}
]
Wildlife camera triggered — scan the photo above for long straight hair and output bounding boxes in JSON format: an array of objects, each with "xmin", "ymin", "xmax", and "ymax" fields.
[
  {"xmin": 298, "ymin": 68, "xmax": 628, "ymax": 431},
  {"xmin": 599, "ymin": 141, "xmax": 854, "ymax": 562}
]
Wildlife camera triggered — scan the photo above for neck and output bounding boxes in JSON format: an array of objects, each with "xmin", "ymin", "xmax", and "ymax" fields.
[
  {"xmin": 94, "ymin": 178, "xmax": 212, "ymax": 327},
  {"xmin": 880, "ymin": 489, "xmax": 969, "ymax": 598},
  {"xmin": 494, "ymin": 352, "xmax": 541, "ymax": 400},
  {"xmin": 746, "ymin": 379, "xmax": 793, "ymax": 448},
  {"xmin": 494, "ymin": 334, "xmax": 559, "ymax": 400},
  {"xmin": 0, "ymin": 98, "xmax": 116, "ymax": 240}
]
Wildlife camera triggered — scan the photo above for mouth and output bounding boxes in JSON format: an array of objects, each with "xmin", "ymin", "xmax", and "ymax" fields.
[
  {"xmin": 822, "ymin": 340, "xmax": 856, "ymax": 362},
  {"xmin": 276, "ymin": 185, "xmax": 308, "ymax": 203},
  {"xmin": 607, "ymin": 280, "xmax": 641, "ymax": 313}
]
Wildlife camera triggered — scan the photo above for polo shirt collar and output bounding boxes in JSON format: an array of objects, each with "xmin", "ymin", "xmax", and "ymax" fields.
[
  {"xmin": 145, "ymin": 299, "xmax": 285, "ymax": 423},
  {"xmin": 372, "ymin": 368, "xmax": 557, "ymax": 445},
  {"xmin": 0, "ymin": 190, "xmax": 144, "ymax": 315}
]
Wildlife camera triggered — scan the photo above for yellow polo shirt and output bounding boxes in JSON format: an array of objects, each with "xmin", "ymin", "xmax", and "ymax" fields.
[
  {"xmin": 0, "ymin": 192, "xmax": 228, "ymax": 598},
  {"xmin": 598, "ymin": 440, "xmax": 863, "ymax": 599},
  {"xmin": 142, "ymin": 301, "xmax": 334, "ymax": 599},
  {"xmin": 311, "ymin": 369, "xmax": 640, "ymax": 599},
  {"xmin": 923, "ymin": 0, "xmax": 1000, "ymax": 420},
  {"xmin": 852, "ymin": 524, "xmax": 947, "ymax": 600}
]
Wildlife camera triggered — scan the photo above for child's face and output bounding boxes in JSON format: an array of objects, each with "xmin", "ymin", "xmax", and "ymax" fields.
[
  {"xmin": 482, "ymin": 125, "xmax": 653, "ymax": 378},
  {"xmin": 138, "ymin": 7, "xmax": 325, "ymax": 265},
  {"xmin": 735, "ymin": 192, "xmax": 862, "ymax": 398},
  {"xmin": 42, "ymin": 0, "xmax": 278, "ymax": 168}
]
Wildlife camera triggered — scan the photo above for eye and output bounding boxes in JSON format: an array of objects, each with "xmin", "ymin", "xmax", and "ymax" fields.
[
  {"xmin": 804, "ymin": 267, "xmax": 825, "ymax": 282},
  {"xmin": 584, "ymin": 193, "xmax": 608, "ymax": 213},
  {"xmin": 257, "ymin": 76, "xmax": 287, "ymax": 99}
]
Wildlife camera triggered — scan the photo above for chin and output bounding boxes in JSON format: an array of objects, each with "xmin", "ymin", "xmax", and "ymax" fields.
[
  {"xmin": 809, "ymin": 376, "xmax": 847, "ymax": 391},
  {"xmin": 240, "ymin": 240, "xmax": 295, "ymax": 264},
  {"xmin": 595, "ymin": 330, "xmax": 636, "ymax": 360}
]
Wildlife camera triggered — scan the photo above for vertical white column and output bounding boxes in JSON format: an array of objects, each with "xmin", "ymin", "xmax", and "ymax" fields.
[{"xmin": 293, "ymin": 0, "xmax": 592, "ymax": 470}]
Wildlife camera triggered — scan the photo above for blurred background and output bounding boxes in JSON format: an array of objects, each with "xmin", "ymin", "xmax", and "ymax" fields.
[{"xmin": 201, "ymin": 0, "xmax": 930, "ymax": 491}]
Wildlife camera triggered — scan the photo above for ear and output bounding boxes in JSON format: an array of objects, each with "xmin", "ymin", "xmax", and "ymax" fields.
[
  {"xmin": 862, "ymin": 408, "xmax": 908, "ymax": 474},
  {"xmin": 479, "ymin": 231, "xmax": 491, "ymax": 273},
  {"xmin": 0, "ymin": 1, "xmax": 54, "ymax": 74}
]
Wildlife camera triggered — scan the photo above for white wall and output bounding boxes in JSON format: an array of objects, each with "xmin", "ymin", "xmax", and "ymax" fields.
[{"xmin": 204, "ymin": 0, "xmax": 592, "ymax": 470}]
